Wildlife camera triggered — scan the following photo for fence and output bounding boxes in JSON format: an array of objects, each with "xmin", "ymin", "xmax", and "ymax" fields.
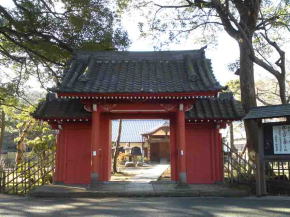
[
  {"xmin": 0, "ymin": 150, "xmax": 55, "ymax": 195},
  {"xmin": 223, "ymin": 143, "xmax": 256, "ymax": 184},
  {"xmin": 224, "ymin": 142, "xmax": 290, "ymax": 194},
  {"xmin": 265, "ymin": 160, "xmax": 290, "ymax": 194}
]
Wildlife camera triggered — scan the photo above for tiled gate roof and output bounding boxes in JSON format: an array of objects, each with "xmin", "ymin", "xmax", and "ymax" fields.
[
  {"xmin": 54, "ymin": 50, "xmax": 223, "ymax": 94},
  {"xmin": 186, "ymin": 92, "xmax": 245, "ymax": 120},
  {"xmin": 33, "ymin": 93, "xmax": 244, "ymax": 121}
]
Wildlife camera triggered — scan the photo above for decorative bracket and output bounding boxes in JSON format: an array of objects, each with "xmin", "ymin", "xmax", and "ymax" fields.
[
  {"xmin": 159, "ymin": 104, "xmax": 178, "ymax": 112},
  {"xmin": 99, "ymin": 104, "xmax": 117, "ymax": 112}
]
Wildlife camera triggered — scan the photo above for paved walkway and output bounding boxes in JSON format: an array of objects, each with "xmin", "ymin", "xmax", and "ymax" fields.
[
  {"xmin": 127, "ymin": 164, "xmax": 169, "ymax": 182},
  {"xmin": 29, "ymin": 164, "xmax": 251, "ymax": 198}
]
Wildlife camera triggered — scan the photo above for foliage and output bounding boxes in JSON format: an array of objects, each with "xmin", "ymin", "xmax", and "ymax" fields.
[
  {"xmin": 226, "ymin": 79, "xmax": 241, "ymax": 101},
  {"xmin": 124, "ymin": 1, "xmax": 290, "ymax": 50},
  {"xmin": 0, "ymin": 82, "xmax": 18, "ymax": 108},
  {"xmin": 1, "ymin": 98, "xmax": 55, "ymax": 161},
  {"xmin": 226, "ymin": 79, "xmax": 287, "ymax": 106},
  {"xmin": 0, "ymin": 0, "xmax": 129, "ymax": 93},
  {"xmin": 0, "ymin": 0, "xmax": 129, "ymax": 158},
  {"xmin": 120, "ymin": 0, "xmax": 290, "ymax": 105},
  {"xmin": 255, "ymin": 79, "xmax": 289, "ymax": 106},
  {"xmin": 119, "ymin": 0, "xmax": 289, "ymax": 153},
  {"xmin": 16, "ymin": 106, "xmax": 55, "ymax": 154},
  {"xmin": 117, "ymin": 152, "xmax": 127, "ymax": 164}
]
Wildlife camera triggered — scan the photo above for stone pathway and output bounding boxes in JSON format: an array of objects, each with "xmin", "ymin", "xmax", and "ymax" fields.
[
  {"xmin": 111, "ymin": 163, "xmax": 169, "ymax": 182},
  {"xmin": 29, "ymin": 164, "xmax": 251, "ymax": 198},
  {"xmin": 128, "ymin": 164, "xmax": 169, "ymax": 182}
]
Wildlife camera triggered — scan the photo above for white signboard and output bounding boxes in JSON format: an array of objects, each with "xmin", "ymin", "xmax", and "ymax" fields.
[{"xmin": 273, "ymin": 125, "xmax": 290, "ymax": 154}]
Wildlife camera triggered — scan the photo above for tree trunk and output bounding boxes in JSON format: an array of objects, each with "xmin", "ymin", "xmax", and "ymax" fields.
[
  {"xmin": 113, "ymin": 119, "xmax": 122, "ymax": 173},
  {"xmin": 15, "ymin": 121, "xmax": 32, "ymax": 164},
  {"xmin": 0, "ymin": 110, "xmax": 5, "ymax": 154},
  {"xmin": 238, "ymin": 39, "xmax": 259, "ymax": 156},
  {"xmin": 278, "ymin": 75, "xmax": 287, "ymax": 104}
]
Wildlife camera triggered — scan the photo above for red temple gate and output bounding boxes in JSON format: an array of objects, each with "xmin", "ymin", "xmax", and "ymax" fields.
[{"xmin": 33, "ymin": 49, "xmax": 244, "ymax": 184}]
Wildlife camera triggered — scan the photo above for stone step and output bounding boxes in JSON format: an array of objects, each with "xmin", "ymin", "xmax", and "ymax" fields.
[{"xmin": 29, "ymin": 183, "xmax": 251, "ymax": 198}]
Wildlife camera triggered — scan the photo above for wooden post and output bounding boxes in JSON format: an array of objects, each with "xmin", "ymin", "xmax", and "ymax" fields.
[
  {"xmin": 229, "ymin": 122, "xmax": 234, "ymax": 149},
  {"xmin": 0, "ymin": 169, "xmax": 5, "ymax": 192},
  {"xmin": 91, "ymin": 104, "xmax": 101, "ymax": 185},
  {"xmin": 177, "ymin": 104, "xmax": 187, "ymax": 183},
  {"xmin": 169, "ymin": 117, "xmax": 177, "ymax": 181},
  {"xmin": 256, "ymin": 122, "xmax": 267, "ymax": 196},
  {"xmin": 0, "ymin": 110, "xmax": 5, "ymax": 153}
]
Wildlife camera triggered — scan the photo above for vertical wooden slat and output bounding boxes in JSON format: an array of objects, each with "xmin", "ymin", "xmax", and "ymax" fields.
[
  {"xmin": 20, "ymin": 163, "xmax": 22, "ymax": 194},
  {"xmin": 12, "ymin": 167, "xmax": 15, "ymax": 194},
  {"xmin": 16, "ymin": 166, "xmax": 18, "ymax": 194},
  {"xmin": 288, "ymin": 161, "xmax": 290, "ymax": 179},
  {"xmin": 23, "ymin": 162, "xmax": 27, "ymax": 194},
  {"xmin": 0, "ymin": 150, "xmax": 55, "ymax": 195},
  {"xmin": 28, "ymin": 160, "xmax": 31, "ymax": 192},
  {"xmin": 37, "ymin": 157, "xmax": 40, "ymax": 186},
  {"xmin": 1, "ymin": 170, "xmax": 5, "ymax": 193},
  {"xmin": 282, "ymin": 162, "xmax": 285, "ymax": 178}
]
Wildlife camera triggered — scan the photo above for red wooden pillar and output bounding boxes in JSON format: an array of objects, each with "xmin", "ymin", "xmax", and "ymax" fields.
[
  {"xmin": 170, "ymin": 117, "xmax": 178, "ymax": 181},
  {"xmin": 99, "ymin": 115, "xmax": 111, "ymax": 181},
  {"xmin": 55, "ymin": 128, "xmax": 66, "ymax": 183},
  {"xmin": 54, "ymin": 132, "xmax": 61, "ymax": 182},
  {"xmin": 216, "ymin": 129, "xmax": 224, "ymax": 181},
  {"xmin": 177, "ymin": 103, "xmax": 187, "ymax": 183},
  {"xmin": 91, "ymin": 104, "xmax": 101, "ymax": 184}
]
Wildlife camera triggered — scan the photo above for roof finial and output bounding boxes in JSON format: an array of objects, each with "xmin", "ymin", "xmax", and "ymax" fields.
[
  {"xmin": 200, "ymin": 46, "xmax": 207, "ymax": 58},
  {"xmin": 200, "ymin": 45, "xmax": 207, "ymax": 51}
]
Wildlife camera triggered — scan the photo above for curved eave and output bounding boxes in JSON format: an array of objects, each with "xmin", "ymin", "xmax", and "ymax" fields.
[
  {"xmin": 55, "ymin": 90, "xmax": 220, "ymax": 100},
  {"xmin": 186, "ymin": 118, "xmax": 242, "ymax": 123},
  {"xmin": 33, "ymin": 116, "xmax": 91, "ymax": 123},
  {"xmin": 34, "ymin": 116, "xmax": 241, "ymax": 124}
]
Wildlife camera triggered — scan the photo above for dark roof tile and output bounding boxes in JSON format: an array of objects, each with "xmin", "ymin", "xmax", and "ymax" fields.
[
  {"xmin": 32, "ymin": 94, "xmax": 90, "ymax": 119},
  {"xmin": 186, "ymin": 92, "xmax": 245, "ymax": 120},
  {"xmin": 55, "ymin": 50, "xmax": 223, "ymax": 94},
  {"xmin": 244, "ymin": 104, "xmax": 290, "ymax": 120}
]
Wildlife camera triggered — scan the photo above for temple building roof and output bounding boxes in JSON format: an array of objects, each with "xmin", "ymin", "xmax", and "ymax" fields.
[
  {"xmin": 33, "ymin": 92, "xmax": 244, "ymax": 122},
  {"xmin": 54, "ymin": 49, "xmax": 223, "ymax": 94},
  {"xmin": 111, "ymin": 120, "xmax": 167, "ymax": 143}
]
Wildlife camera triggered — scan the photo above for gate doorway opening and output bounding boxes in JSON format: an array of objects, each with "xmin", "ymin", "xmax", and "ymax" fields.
[{"xmin": 110, "ymin": 119, "xmax": 171, "ymax": 182}]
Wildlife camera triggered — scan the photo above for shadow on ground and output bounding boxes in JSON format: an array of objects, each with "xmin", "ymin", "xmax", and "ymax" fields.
[{"xmin": 1, "ymin": 195, "xmax": 290, "ymax": 217}]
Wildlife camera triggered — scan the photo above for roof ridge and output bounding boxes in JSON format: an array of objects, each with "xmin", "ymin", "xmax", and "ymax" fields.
[
  {"xmin": 54, "ymin": 49, "xmax": 223, "ymax": 94},
  {"xmin": 73, "ymin": 49, "xmax": 205, "ymax": 62}
]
